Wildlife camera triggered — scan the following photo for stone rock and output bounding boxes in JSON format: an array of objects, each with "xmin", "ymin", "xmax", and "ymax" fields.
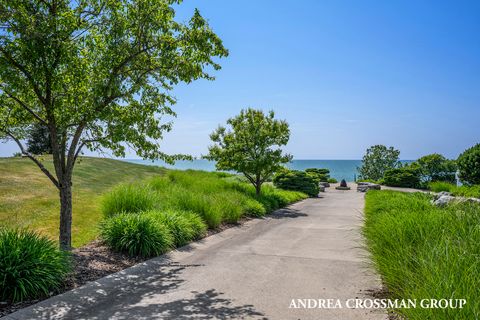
[
  {"xmin": 433, "ymin": 191, "xmax": 452, "ymax": 200},
  {"xmin": 319, "ymin": 182, "xmax": 330, "ymax": 188},
  {"xmin": 432, "ymin": 195, "xmax": 457, "ymax": 207},
  {"xmin": 357, "ymin": 182, "xmax": 381, "ymax": 192},
  {"xmin": 466, "ymin": 197, "xmax": 480, "ymax": 204},
  {"xmin": 319, "ymin": 185, "xmax": 326, "ymax": 192}
]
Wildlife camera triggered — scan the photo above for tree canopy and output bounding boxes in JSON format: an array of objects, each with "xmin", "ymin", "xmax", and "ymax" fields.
[
  {"xmin": 457, "ymin": 143, "xmax": 480, "ymax": 185},
  {"xmin": 358, "ymin": 145, "xmax": 400, "ymax": 181},
  {"xmin": 416, "ymin": 153, "xmax": 456, "ymax": 183},
  {"xmin": 0, "ymin": 0, "xmax": 228, "ymax": 249},
  {"xmin": 206, "ymin": 108, "xmax": 292, "ymax": 195}
]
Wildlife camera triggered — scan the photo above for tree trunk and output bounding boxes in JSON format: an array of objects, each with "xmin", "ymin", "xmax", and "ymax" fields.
[
  {"xmin": 59, "ymin": 180, "xmax": 72, "ymax": 250},
  {"xmin": 255, "ymin": 183, "xmax": 261, "ymax": 196}
]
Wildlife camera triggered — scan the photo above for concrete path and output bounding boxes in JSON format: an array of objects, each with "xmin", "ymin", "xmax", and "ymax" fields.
[{"xmin": 4, "ymin": 186, "xmax": 386, "ymax": 320}]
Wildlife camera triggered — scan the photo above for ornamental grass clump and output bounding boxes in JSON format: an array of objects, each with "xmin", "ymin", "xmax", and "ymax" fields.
[
  {"xmin": 146, "ymin": 210, "xmax": 198, "ymax": 247},
  {"xmin": 101, "ymin": 184, "xmax": 158, "ymax": 217},
  {"xmin": 364, "ymin": 190, "xmax": 480, "ymax": 319},
  {"xmin": 182, "ymin": 211, "xmax": 208, "ymax": 240},
  {"xmin": 100, "ymin": 213, "xmax": 173, "ymax": 257},
  {"xmin": 243, "ymin": 198, "xmax": 267, "ymax": 217},
  {"xmin": 0, "ymin": 229, "xmax": 71, "ymax": 303}
]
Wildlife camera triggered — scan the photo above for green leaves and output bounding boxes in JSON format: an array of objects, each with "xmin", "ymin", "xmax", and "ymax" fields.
[
  {"xmin": 457, "ymin": 143, "xmax": 480, "ymax": 185},
  {"xmin": 206, "ymin": 108, "xmax": 292, "ymax": 194},
  {"xmin": 0, "ymin": 0, "xmax": 227, "ymax": 248},
  {"xmin": 358, "ymin": 145, "xmax": 401, "ymax": 181},
  {"xmin": 0, "ymin": 0, "xmax": 228, "ymax": 162}
]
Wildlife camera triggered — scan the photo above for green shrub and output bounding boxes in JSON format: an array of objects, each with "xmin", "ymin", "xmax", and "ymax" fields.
[
  {"xmin": 429, "ymin": 182, "xmax": 480, "ymax": 198},
  {"xmin": 364, "ymin": 191, "xmax": 480, "ymax": 319},
  {"xmin": 212, "ymin": 171, "xmax": 232, "ymax": 178},
  {"xmin": 305, "ymin": 168, "xmax": 330, "ymax": 182},
  {"xmin": 454, "ymin": 185, "xmax": 480, "ymax": 198},
  {"xmin": 273, "ymin": 170, "xmax": 319, "ymax": 197},
  {"xmin": 102, "ymin": 184, "xmax": 157, "ymax": 217},
  {"xmin": 106, "ymin": 170, "xmax": 306, "ymax": 232},
  {"xmin": 172, "ymin": 192, "xmax": 223, "ymax": 228},
  {"xmin": 457, "ymin": 143, "xmax": 480, "ymax": 185},
  {"xmin": 216, "ymin": 193, "xmax": 244, "ymax": 223},
  {"xmin": 327, "ymin": 178, "xmax": 337, "ymax": 183},
  {"xmin": 415, "ymin": 154, "xmax": 456, "ymax": 183},
  {"xmin": 383, "ymin": 167, "xmax": 421, "ymax": 188},
  {"xmin": 100, "ymin": 213, "xmax": 173, "ymax": 257},
  {"xmin": 428, "ymin": 181, "xmax": 455, "ymax": 193},
  {"xmin": 305, "ymin": 168, "xmax": 330, "ymax": 175},
  {"xmin": 243, "ymin": 198, "xmax": 267, "ymax": 217},
  {"xmin": 146, "ymin": 210, "xmax": 197, "ymax": 247},
  {"xmin": 0, "ymin": 229, "xmax": 71, "ymax": 302},
  {"xmin": 182, "ymin": 211, "xmax": 208, "ymax": 239}
]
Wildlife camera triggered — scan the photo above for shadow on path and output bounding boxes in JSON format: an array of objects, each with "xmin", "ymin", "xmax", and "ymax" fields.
[
  {"xmin": 20, "ymin": 261, "xmax": 266, "ymax": 320},
  {"xmin": 270, "ymin": 206, "xmax": 308, "ymax": 219}
]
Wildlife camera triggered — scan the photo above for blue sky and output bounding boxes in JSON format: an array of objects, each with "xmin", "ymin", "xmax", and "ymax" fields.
[{"xmin": 1, "ymin": 0, "xmax": 479, "ymax": 159}]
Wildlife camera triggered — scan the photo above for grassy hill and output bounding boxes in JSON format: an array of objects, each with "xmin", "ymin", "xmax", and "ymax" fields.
[{"xmin": 0, "ymin": 157, "xmax": 165, "ymax": 247}]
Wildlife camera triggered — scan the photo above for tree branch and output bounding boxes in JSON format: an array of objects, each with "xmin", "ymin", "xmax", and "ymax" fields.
[
  {"xmin": 5, "ymin": 130, "xmax": 59, "ymax": 188},
  {"xmin": 0, "ymin": 47, "xmax": 47, "ymax": 105},
  {"xmin": 66, "ymin": 123, "xmax": 86, "ymax": 174},
  {"xmin": 2, "ymin": 88, "xmax": 47, "ymax": 125}
]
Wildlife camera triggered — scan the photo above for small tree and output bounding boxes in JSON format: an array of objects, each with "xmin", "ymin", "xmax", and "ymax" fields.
[
  {"xmin": 358, "ymin": 145, "xmax": 400, "ymax": 181},
  {"xmin": 457, "ymin": 143, "xmax": 480, "ymax": 185},
  {"xmin": 416, "ymin": 153, "xmax": 456, "ymax": 183},
  {"xmin": 27, "ymin": 123, "xmax": 52, "ymax": 155},
  {"xmin": 0, "ymin": 0, "xmax": 227, "ymax": 249},
  {"xmin": 206, "ymin": 108, "xmax": 292, "ymax": 195}
]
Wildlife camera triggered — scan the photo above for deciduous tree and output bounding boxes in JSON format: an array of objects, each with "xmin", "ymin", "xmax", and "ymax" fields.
[
  {"xmin": 0, "ymin": 0, "xmax": 227, "ymax": 249},
  {"xmin": 358, "ymin": 145, "xmax": 400, "ymax": 181},
  {"xmin": 207, "ymin": 108, "xmax": 292, "ymax": 195}
]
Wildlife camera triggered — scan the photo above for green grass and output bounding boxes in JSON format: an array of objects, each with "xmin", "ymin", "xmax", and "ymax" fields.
[
  {"xmin": 0, "ymin": 156, "xmax": 165, "ymax": 247},
  {"xmin": 429, "ymin": 181, "xmax": 480, "ymax": 198},
  {"xmin": 102, "ymin": 184, "xmax": 158, "ymax": 217},
  {"xmin": 364, "ymin": 190, "xmax": 480, "ymax": 319},
  {"xmin": 103, "ymin": 170, "xmax": 307, "ymax": 229},
  {"xmin": 99, "ymin": 169, "xmax": 307, "ymax": 257},
  {"xmin": 0, "ymin": 156, "xmax": 306, "ymax": 248}
]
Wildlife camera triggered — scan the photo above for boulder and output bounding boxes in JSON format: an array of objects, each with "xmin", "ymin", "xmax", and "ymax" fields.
[
  {"xmin": 319, "ymin": 185, "xmax": 326, "ymax": 192},
  {"xmin": 357, "ymin": 182, "xmax": 381, "ymax": 192},
  {"xmin": 433, "ymin": 191, "xmax": 452, "ymax": 200},
  {"xmin": 466, "ymin": 197, "xmax": 480, "ymax": 204},
  {"xmin": 319, "ymin": 182, "xmax": 330, "ymax": 188},
  {"xmin": 432, "ymin": 195, "xmax": 457, "ymax": 207}
]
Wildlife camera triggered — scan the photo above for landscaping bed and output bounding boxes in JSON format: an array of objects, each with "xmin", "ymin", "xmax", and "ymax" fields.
[
  {"xmin": 1, "ymin": 169, "xmax": 308, "ymax": 317},
  {"xmin": 0, "ymin": 240, "xmax": 146, "ymax": 317}
]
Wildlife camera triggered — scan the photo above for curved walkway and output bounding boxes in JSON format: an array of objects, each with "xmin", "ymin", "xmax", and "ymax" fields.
[{"xmin": 4, "ymin": 186, "xmax": 386, "ymax": 320}]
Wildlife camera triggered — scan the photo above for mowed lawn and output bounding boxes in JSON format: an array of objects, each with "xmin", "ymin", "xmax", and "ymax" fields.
[{"xmin": 0, "ymin": 157, "xmax": 165, "ymax": 247}]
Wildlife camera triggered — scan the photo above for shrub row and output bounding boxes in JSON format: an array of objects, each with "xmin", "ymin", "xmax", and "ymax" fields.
[
  {"xmin": 100, "ymin": 170, "xmax": 307, "ymax": 257},
  {"xmin": 100, "ymin": 210, "xmax": 207, "ymax": 257}
]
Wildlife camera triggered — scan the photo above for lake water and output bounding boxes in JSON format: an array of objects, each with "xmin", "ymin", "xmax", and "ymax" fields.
[{"xmin": 124, "ymin": 159, "xmax": 364, "ymax": 181}]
